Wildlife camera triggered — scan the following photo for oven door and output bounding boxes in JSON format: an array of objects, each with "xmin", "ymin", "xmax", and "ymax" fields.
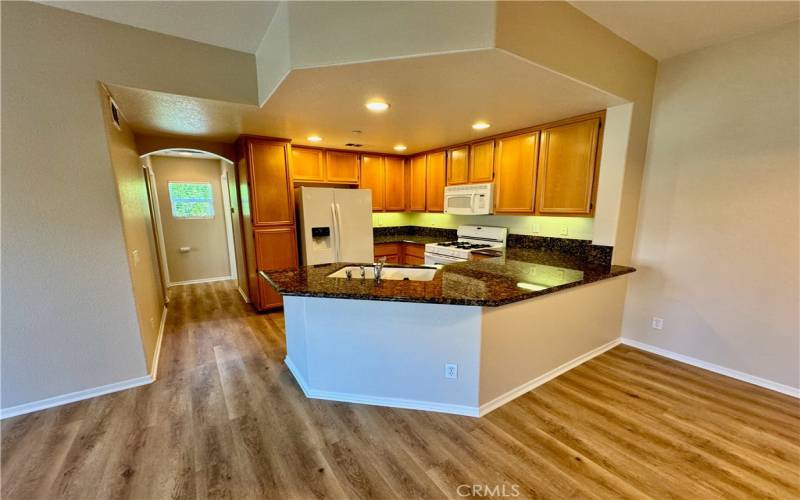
[{"xmin": 424, "ymin": 252, "xmax": 465, "ymax": 266}]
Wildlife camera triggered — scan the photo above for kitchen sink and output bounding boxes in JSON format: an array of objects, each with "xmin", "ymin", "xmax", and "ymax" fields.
[{"xmin": 327, "ymin": 265, "xmax": 437, "ymax": 281}]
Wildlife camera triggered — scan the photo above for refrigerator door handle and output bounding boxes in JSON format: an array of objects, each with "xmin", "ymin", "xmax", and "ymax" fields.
[
  {"xmin": 330, "ymin": 203, "xmax": 340, "ymax": 261},
  {"xmin": 335, "ymin": 202, "xmax": 343, "ymax": 261}
]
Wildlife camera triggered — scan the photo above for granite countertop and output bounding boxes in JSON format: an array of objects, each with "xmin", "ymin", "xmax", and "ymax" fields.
[
  {"xmin": 260, "ymin": 248, "xmax": 635, "ymax": 307},
  {"xmin": 373, "ymin": 234, "xmax": 452, "ymax": 245}
]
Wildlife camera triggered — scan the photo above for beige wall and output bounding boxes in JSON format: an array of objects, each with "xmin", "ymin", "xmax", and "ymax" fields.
[
  {"xmin": 622, "ymin": 22, "xmax": 800, "ymax": 389},
  {"xmin": 100, "ymin": 86, "xmax": 165, "ymax": 374},
  {"xmin": 151, "ymin": 156, "xmax": 231, "ymax": 284},
  {"xmin": 0, "ymin": 1, "xmax": 257, "ymax": 410}
]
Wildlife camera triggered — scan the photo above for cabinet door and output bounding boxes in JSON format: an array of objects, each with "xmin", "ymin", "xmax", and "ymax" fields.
[
  {"xmin": 360, "ymin": 154, "xmax": 385, "ymax": 211},
  {"xmin": 325, "ymin": 150, "xmax": 360, "ymax": 184},
  {"xmin": 408, "ymin": 155, "xmax": 427, "ymax": 211},
  {"xmin": 290, "ymin": 146, "xmax": 325, "ymax": 182},
  {"xmin": 248, "ymin": 140, "xmax": 294, "ymax": 226},
  {"xmin": 446, "ymin": 146, "xmax": 469, "ymax": 185},
  {"xmin": 494, "ymin": 132, "xmax": 539, "ymax": 213},
  {"xmin": 384, "ymin": 157, "xmax": 406, "ymax": 211},
  {"xmin": 374, "ymin": 243, "xmax": 400, "ymax": 262},
  {"xmin": 426, "ymin": 151, "xmax": 446, "ymax": 212},
  {"xmin": 537, "ymin": 118, "xmax": 600, "ymax": 215},
  {"xmin": 469, "ymin": 140, "xmax": 495, "ymax": 183},
  {"xmin": 255, "ymin": 225, "xmax": 298, "ymax": 310}
]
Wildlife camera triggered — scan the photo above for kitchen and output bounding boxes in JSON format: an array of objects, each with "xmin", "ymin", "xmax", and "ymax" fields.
[{"xmin": 3, "ymin": 2, "xmax": 797, "ymax": 498}]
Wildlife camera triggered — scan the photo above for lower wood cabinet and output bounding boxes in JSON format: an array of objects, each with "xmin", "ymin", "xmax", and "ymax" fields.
[
  {"xmin": 494, "ymin": 132, "xmax": 539, "ymax": 213},
  {"xmin": 254, "ymin": 226, "xmax": 298, "ymax": 310},
  {"xmin": 373, "ymin": 242, "xmax": 426, "ymax": 265},
  {"xmin": 425, "ymin": 151, "xmax": 446, "ymax": 212},
  {"xmin": 537, "ymin": 117, "xmax": 601, "ymax": 215}
]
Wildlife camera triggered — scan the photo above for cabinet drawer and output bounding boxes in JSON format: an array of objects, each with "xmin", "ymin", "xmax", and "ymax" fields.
[
  {"xmin": 403, "ymin": 243, "xmax": 425, "ymax": 259},
  {"xmin": 374, "ymin": 243, "xmax": 400, "ymax": 258},
  {"xmin": 404, "ymin": 255, "xmax": 425, "ymax": 266}
]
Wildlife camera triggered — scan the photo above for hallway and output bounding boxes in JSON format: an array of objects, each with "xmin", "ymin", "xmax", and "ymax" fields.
[{"xmin": 2, "ymin": 282, "xmax": 798, "ymax": 499}]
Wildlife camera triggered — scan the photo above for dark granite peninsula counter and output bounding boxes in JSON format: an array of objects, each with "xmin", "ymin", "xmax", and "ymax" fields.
[
  {"xmin": 260, "ymin": 249, "xmax": 634, "ymax": 307},
  {"xmin": 267, "ymin": 234, "xmax": 635, "ymax": 418}
]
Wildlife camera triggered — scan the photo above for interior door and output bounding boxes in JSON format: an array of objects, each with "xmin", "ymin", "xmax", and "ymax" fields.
[{"xmin": 334, "ymin": 189, "xmax": 374, "ymax": 263}]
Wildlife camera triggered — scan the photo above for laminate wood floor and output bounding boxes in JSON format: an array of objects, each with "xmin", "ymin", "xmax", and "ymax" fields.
[{"xmin": 2, "ymin": 281, "xmax": 799, "ymax": 499}]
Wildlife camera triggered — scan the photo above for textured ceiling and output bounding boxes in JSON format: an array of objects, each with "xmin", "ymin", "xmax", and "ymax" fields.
[
  {"xmin": 39, "ymin": 1, "xmax": 278, "ymax": 52},
  {"xmin": 570, "ymin": 1, "xmax": 799, "ymax": 60},
  {"xmin": 108, "ymin": 49, "xmax": 624, "ymax": 154}
]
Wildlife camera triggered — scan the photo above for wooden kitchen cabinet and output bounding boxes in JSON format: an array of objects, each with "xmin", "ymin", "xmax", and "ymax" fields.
[
  {"xmin": 408, "ymin": 155, "xmax": 427, "ymax": 211},
  {"xmin": 446, "ymin": 146, "xmax": 469, "ymax": 185},
  {"xmin": 426, "ymin": 151, "xmax": 446, "ymax": 212},
  {"xmin": 360, "ymin": 154, "xmax": 386, "ymax": 211},
  {"xmin": 236, "ymin": 136, "xmax": 299, "ymax": 311},
  {"xmin": 469, "ymin": 140, "xmax": 495, "ymax": 183},
  {"xmin": 403, "ymin": 243, "xmax": 425, "ymax": 265},
  {"xmin": 494, "ymin": 132, "xmax": 539, "ymax": 213},
  {"xmin": 246, "ymin": 139, "xmax": 295, "ymax": 226},
  {"xmin": 374, "ymin": 242, "xmax": 401, "ymax": 263},
  {"xmin": 384, "ymin": 156, "xmax": 406, "ymax": 211},
  {"xmin": 325, "ymin": 150, "xmax": 360, "ymax": 184},
  {"xmin": 255, "ymin": 226, "xmax": 298, "ymax": 310},
  {"xmin": 537, "ymin": 117, "xmax": 601, "ymax": 215},
  {"xmin": 290, "ymin": 146, "xmax": 325, "ymax": 182}
]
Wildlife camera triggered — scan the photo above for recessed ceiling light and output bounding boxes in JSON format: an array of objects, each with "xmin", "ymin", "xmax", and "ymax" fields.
[
  {"xmin": 307, "ymin": 135, "xmax": 322, "ymax": 142},
  {"xmin": 472, "ymin": 121, "xmax": 491, "ymax": 130},
  {"xmin": 393, "ymin": 144, "xmax": 407, "ymax": 152},
  {"xmin": 366, "ymin": 101, "xmax": 390, "ymax": 112},
  {"xmin": 178, "ymin": 151, "xmax": 193, "ymax": 156}
]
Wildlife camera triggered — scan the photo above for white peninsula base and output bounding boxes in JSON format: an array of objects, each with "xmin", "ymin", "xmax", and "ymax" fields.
[{"xmin": 283, "ymin": 275, "xmax": 629, "ymax": 417}]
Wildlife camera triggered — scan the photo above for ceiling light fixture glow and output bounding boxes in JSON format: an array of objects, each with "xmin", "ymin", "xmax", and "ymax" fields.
[
  {"xmin": 178, "ymin": 151, "xmax": 193, "ymax": 156},
  {"xmin": 393, "ymin": 145, "xmax": 407, "ymax": 152},
  {"xmin": 307, "ymin": 135, "xmax": 322, "ymax": 142},
  {"xmin": 472, "ymin": 121, "xmax": 491, "ymax": 130},
  {"xmin": 366, "ymin": 101, "xmax": 390, "ymax": 112}
]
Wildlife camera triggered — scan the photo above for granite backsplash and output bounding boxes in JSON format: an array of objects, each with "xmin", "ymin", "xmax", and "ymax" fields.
[{"xmin": 373, "ymin": 226, "xmax": 613, "ymax": 268}]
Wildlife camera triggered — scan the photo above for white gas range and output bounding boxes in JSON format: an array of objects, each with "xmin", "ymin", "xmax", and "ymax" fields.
[{"xmin": 424, "ymin": 225, "xmax": 508, "ymax": 265}]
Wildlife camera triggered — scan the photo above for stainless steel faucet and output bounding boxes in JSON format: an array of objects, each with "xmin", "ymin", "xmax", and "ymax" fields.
[
  {"xmin": 359, "ymin": 265, "xmax": 366, "ymax": 279},
  {"xmin": 374, "ymin": 257, "xmax": 386, "ymax": 281}
]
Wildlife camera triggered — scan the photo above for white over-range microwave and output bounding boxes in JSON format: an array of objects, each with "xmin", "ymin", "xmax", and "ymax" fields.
[{"xmin": 443, "ymin": 183, "xmax": 494, "ymax": 215}]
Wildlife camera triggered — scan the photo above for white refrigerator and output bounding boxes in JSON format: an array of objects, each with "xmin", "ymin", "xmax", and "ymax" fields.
[{"xmin": 296, "ymin": 187, "xmax": 374, "ymax": 265}]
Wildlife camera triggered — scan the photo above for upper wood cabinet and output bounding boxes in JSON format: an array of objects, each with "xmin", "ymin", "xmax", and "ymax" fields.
[
  {"xmin": 384, "ymin": 157, "xmax": 406, "ymax": 212},
  {"xmin": 360, "ymin": 154, "xmax": 386, "ymax": 211},
  {"xmin": 246, "ymin": 139, "xmax": 294, "ymax": 226},
  {"xmin": 446, "ymin": 146, "xmax": 469, "ymax": 185},
  {"xmin": 408, "ymin": 155, "xmax": 427, "ymax": 211},
  {"xmin": 254, "ymin": 225, "xmax": 298, "ymax": 310},
  {"xmin": 426, "ymin": 151, "xmax": 446, "ymax": 212},
  {"xmin": 469, "ymin": 140, "xmax": 495, "ymax": 183},
  {"xmin": 325, "ymin": 150, "xmax": 360, "ymax": 184},
  {"xmin": 290, "ymin": 146, "xmax": 325, "ymax": 182},
  {"xmin": 537, "ymin": 117, "xmax": 601, "ymax": 215},
  {"xmin": 291, "ymin": 147, "xmax": 360, "ymax": 184},
  {"xmin": 494, "ymin": 132, "xmax": 539, "ymax": 213}
]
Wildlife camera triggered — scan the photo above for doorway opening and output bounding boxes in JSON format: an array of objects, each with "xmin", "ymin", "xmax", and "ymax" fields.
[{"xmin": 141, "ymin": 148, "xmax": 246, "ymax": 300}]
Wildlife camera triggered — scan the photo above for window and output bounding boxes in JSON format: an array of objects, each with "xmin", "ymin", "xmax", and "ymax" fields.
[{"xmin": 168, "ymin": 181, "xmax": 214, "ymax": 219}]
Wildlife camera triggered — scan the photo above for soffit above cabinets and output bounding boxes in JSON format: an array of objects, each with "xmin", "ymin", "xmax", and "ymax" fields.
[{"xmin": 108, "ymin": 49, "xmax": 625, "ymax": 155}]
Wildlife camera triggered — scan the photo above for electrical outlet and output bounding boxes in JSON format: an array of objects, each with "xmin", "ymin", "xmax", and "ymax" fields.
[
  {"xmin": 560, "ymin": 224, "xmax": 569, "ymax": 236},
  {"xmin": 651, "ymin": 317, "xmax": 664, "ymax": 330},
  {"xmin": 531, "ymin": 223, "xmax": 541, "ymax": 234},
  {"xmin": 445, "ymin": 363, "xmax": 458, "ymax": 379}
]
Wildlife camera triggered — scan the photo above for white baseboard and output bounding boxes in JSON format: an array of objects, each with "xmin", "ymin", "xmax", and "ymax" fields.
[
  {"xmin": 284, "ymin": 357, "xmax": 480, "ymax": 417},
  {"xmin": 150, "ymin": 305, "xmax": 168, "ymax": 381},
  {"xmin": 0, "ymin": 374, "xmax": 154, "ymax": 420},
  {"xmin": 238, "ymin": 286, "xmax": 250, "ymax": 303},
  {"xmin": 478, "ymin": 338, "xmax": 622, "ymax": 416},
  {"xmin": 168, "ymin": 275, "xmax": 232, "ymax": 287},
  {"xmin": 621, "ymin": 338, "xmax": 800, "ymax": 398}
]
